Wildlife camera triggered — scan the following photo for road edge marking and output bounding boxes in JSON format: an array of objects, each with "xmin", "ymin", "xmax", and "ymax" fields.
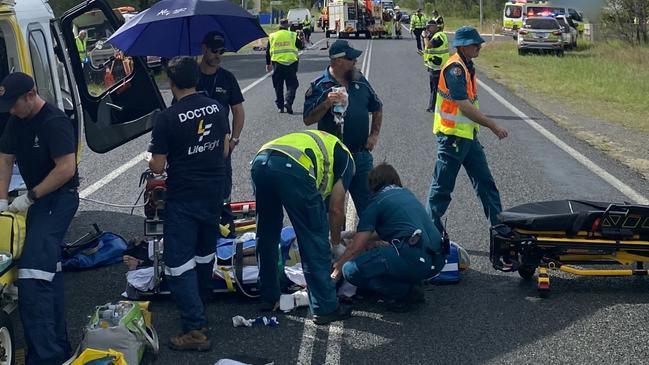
[{"xmin": 478, "ymin": 79, "xmax": 649, "ymax": 204}]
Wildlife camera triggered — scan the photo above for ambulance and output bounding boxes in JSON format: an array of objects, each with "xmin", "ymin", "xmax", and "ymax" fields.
[
  {"xmin": 503, "ymin": 1, "xmax": 586, "ymax": 37},
  {"xmin": 0, "ymin": 0, "xmax": 165, "ymax": 362}
]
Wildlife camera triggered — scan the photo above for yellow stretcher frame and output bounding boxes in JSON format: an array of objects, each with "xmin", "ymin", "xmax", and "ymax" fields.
[{"xmin": 496, "ymin": 228, "xmax": 649, "ymax": 297}]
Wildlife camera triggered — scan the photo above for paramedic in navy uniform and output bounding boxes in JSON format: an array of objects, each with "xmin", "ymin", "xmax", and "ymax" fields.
[
  {"xmin": 148, "ymin": 57, "xmax": 230, "ymax": 352},
  {"xmin": 0, "ymin": 72, "xmax": 79, "ymax": 365}
]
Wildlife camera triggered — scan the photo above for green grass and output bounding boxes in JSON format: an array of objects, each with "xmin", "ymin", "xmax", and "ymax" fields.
[
  {"xmin": 443, "ymin": 16, "xmax": 501, "ymax": 34},
  {"xmin": 477, "ymin": 39, "xmax": 649, "ymax": 133}
]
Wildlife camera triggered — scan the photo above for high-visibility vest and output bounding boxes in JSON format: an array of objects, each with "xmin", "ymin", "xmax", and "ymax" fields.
[
  {"xmin": 268, "ymin": 29, "xmax": 299, "ymax": 65},
  {"xmin": 423, "ymin": 31, "xmax": 449, "ymax": 71},
  {"xmin": 259, "ymin": 131, "xmax": 353, "ymax": 198},
  {"xmin": 76, "ymin": 36, "xmax": 87, "ymax": 61},
  {"xmin": 303, "ymin": 18, "xmax": 311, "ymax": 27},
  {"xmin": 433, "ymin": 53, "xmax": 480, "ymax": 140},
  {"xmin": 410, "ymin": 14, "xmax": 427, "ymax": 29}
]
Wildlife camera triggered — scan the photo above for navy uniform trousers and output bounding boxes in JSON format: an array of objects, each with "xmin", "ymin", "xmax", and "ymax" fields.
[
  {"xmin": 163, "ymin": 197, "xmax": 222, "ymax": 333},
  {"xmin": 18, "ymin": 189, "xmax": 78, "ymax": 365},
  {"xmin": 251, "ymin": 152, "xmax": 339, "ymax": 316},
  {"xmin": 427, "ymin": 133, "xmax": 502, "ymax": 233},
  {"xmin": 342, "ymin": 240, "xmax": 445, "ymax": 299},
  {"xmin": 271, "ymin": 61, "xmax": 299, "ymax": 110}
]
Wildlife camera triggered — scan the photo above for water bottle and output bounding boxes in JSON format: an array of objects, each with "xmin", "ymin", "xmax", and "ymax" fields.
[{"xmin": 331, "ymin": 86, "xmax": 347, "ymax": 128}]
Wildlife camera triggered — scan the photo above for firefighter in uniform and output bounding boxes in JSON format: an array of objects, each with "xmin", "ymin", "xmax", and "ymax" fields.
[
  {"xmin": 0, "ymin": 72, "xmax": 79, "ymax": 365},
  {"xmin": 266, "ymin": 19, "xmax": 303, "ymax": 114},
  {"xmin": 251, "ymin": 130, "xmax": 355, "ymax": 325},
  {"xmin": 332, "ymin": 163, "xmax": 445, "ymax": 312},
  {"xmin": 409, "ymin": 9, "xmax": 428, "ymax": 51},
  {"xmin": 427, "ymin": 27, "xmax": 509, "ymax": 234},
  {"xmin": 148, "ymin": 57, "xmax": 230, "ymax": 351},
  {"xmin": 423, "ymin": 19, "xmax": 449, "ymax": 112}
]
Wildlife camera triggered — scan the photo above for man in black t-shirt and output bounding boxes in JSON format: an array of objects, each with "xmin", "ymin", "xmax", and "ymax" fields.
[
  {"xmin": 198, "ymin": 31, "xmax": 245, "ymax": 236},
  {"xmin": 0, "ymin": 72, "xmax": 78, "ymax": 365},
  {"xmin": 148, "ymin": 57, "xmax": 230, "ymax": 351}
]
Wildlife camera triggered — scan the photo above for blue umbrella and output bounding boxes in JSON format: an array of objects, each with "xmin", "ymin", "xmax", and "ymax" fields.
[{"xmin": 106, "ymin": 0, "xmax": 266, "ymax": 57}]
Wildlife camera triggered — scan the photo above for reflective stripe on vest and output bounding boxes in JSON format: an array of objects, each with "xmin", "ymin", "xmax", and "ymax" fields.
[
  {"xmin": 269, "ymin": 30, "xmax": 299, "ymax": 65},
  {"xmin": 433, "ymin": 53, "xmax": 480, "ymax": 140},
  {"xmin": 258, "ymin": 131, "xmax": 351, "ymax": 198},
  {"xmin": 195, "ymin": 253, "xmax": 215, "ymax": 264},
  {"xmin": 424, "ymin": 32, "xmax": 449, "ymax": 71}
]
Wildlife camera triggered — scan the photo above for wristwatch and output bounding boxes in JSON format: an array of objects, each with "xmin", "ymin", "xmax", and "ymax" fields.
[
  {"xmin": 230, "ymin": 137, "xmax": 240, "ymax": 146},
  {"xmin": 27, "ymin": 189, "xmax": 38, "ymax": 202}
]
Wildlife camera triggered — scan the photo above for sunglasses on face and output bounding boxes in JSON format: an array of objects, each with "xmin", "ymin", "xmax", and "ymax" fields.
[{"xmin": 210, "ymin": 48, "xmax": 226, "ymax": 55}]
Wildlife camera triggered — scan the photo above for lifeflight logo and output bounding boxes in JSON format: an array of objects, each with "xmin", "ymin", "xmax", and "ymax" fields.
[
  {"xmin": 197, "ymin": 119, "xmax": 212, "ymax": 142},
  {"xmin": 188, "ymin": 119, "xmax": 219, "ymax": 155}
]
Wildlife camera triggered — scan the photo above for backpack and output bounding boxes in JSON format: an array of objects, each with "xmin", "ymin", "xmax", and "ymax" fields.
[
  {"xmin": 80, "ymin": 301, "xmax": 158, "ymax": 365},
  {"xmin": 62, "ymin": 231, "xmax": 127, "ymax": 271},
  {"xmin": 0, "ymin": 211, "xmax": 26, "ymax": 260},
  {"xmin": 427, "ymin": 242, "xmax": 470, "ymax": 284}
]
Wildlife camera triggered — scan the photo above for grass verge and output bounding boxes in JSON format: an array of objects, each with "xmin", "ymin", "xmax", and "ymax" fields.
[{"xmin": 477, "ymin": 39, "xmax": 649, "ymax": 134}]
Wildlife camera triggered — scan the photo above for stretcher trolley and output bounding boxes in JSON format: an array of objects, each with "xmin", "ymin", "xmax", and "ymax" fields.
[{"xmin": 490, "ymin": 200, "xmax": 649, "ymax": 297}]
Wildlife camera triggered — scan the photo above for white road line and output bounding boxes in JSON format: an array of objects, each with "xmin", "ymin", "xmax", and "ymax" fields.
[
  {"xmin": 478, "ymin": 79, "xmax": 649, "ymax": 205},
  {"xmin": 324, "ymin": 322, "xmax": 344, "ymax": 364},
  {"xmin": 79, "ymin": 152, "xmax": 148, "ymax": 199},
  {"xmin": 296, "ymin": 318, "xmax": 318, "ymax": 365}
]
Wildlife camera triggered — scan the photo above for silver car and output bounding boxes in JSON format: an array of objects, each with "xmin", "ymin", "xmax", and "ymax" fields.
[
  {"xmin": 556, "ymin": 15, "xmax": 578, "ymax": 50},
  {"xmin": 517, "ymin": 16, "xmax": 564, "ymax": 56}
]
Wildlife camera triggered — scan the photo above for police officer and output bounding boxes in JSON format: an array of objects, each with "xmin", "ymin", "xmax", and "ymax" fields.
[
  {"xmin": 427, "ymin": 27, "xmax": 509, "ymax": 234},
  {"xmin": 304, "ymin": 40, "xmax": 382, "ymax": 216},
  {"xmin": 302, "ymin": 17, "xmax": 312, "ymax": 43},
  {"xmin": 422, "ymin": 18, "xmax": 449, "ymax": 112},
  {"xmin": 332, "ymin": 163, "xmax": 444, "ymax": 312},
  {"xmin": 266, "ymin": 19, "xmax": 303, "ymax": 114},
  {"xmin": 0, "ymin": 72, "xmax": 79, "ymax": 365},
  {"xmin": 76, "ymin": 30, "xmax": 92, "ymax": 82},
  {"xmin": 148, "ymin": 57, "xmax": 230, "ymax": 351},
  {"xmin": 198, "ymin": 31, "xmax": 245, "ymax": 235},
  {"xmin": 409, "ymin": 9, "xmax": 428, "ymax": 52},
  {"xmin": 251, "ymin": 130, "xmax": 355, "ymax": 325}
]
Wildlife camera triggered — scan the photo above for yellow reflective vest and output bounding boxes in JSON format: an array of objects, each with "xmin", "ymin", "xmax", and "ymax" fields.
[
  {"xmin": 433, "ymin": 53, "xmax": 480, "ymax": 140},
  {"xmin": 410, "ymin": 14, "xmax": 428, "ymax": 30},
  {"xmin": 76, "ymin": 36, "xmax": 87, "ymax": 61},
  {"xmin": 424, "ymin": 31, "xmax": 449, "ymax": 71},
  {"xmin": 259, "ymin": 131, "xmax": 352, "ymax": 198},
  {"xmin": 269, "ymin": 29, "xmax": 299, "ymax": 65}
]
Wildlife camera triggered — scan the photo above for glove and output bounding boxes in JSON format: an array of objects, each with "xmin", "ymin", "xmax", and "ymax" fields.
[
  {"xmin": 0, "ymin": 199, "xmax": 7, "ymax": 212},
  {"xmin": 8, "ymin": 194, "xmax": 33, "ymax": 213}
]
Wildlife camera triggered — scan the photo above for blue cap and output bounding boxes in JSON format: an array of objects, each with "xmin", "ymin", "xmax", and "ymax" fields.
[
  {"xmin": 452, "ymin": 26, "xmax": 485, "ymax": 48},
  {"xmin": 329, "ymin": 40, "xmax": 362, "ymax": 60},
  {"xmin": 0, "ymin": 72, "xmax": 34, "ymax": 112}
]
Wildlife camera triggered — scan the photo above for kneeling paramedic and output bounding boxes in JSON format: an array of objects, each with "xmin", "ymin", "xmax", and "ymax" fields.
[
  {"xmin": 332, "ymin": 163, "xmax": 445, "ymax": 312},
  {"xmin": 0, "ymin": 72, "xmax": 79, "ymax": 365},
  {"xmin": 148, "ymin": 57, "xmax": 230, "ymax": 351},
  {"xmin": 251, "ymin": 130, "xmax": 355, "ymax": 325}
]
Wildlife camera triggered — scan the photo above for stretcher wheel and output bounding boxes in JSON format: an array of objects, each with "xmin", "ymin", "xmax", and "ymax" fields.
[
  {"xmin": 0, "ymin": 310, "xmax": 14, "ymax": 365},
  {"xmin": 518, "ymin": 266, "xmax": 536, "ymax": 280}
]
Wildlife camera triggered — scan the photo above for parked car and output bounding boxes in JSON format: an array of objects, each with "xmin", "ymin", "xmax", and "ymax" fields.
[
  {"xmin": 555, "ymin": 15, "xmax": 578, "ymax": 50},
  {"xmin": 517, "ymin": 16, "xmax": 564, "ymax": 56},
  {"xmin": 400, "ymin": 12, "xmax": 410, "ymax": 24}
]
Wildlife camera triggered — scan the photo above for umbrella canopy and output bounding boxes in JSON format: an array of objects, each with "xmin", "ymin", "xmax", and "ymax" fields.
[{"xmin": 106, "ymin": 0, "xmax": 266, "ymax": 57}]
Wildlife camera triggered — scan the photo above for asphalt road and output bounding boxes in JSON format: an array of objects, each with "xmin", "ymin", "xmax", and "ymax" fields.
[{"xmin": 15, "ymin": 31, "xmax": 649, "ymax": 364}]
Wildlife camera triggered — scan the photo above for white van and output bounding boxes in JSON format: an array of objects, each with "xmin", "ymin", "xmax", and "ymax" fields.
[
  {"xmin": 0, "ymin": 0, "xmax": 165, "ymax": 361},
  {"xmin": 287, "ymin": 8, "xmax": 314, "ymax": 32}
]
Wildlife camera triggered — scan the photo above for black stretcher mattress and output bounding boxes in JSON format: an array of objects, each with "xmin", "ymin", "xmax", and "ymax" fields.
[{"xmin": 497, "ymin": 200, "xmax": 649, "ymax": 232}]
